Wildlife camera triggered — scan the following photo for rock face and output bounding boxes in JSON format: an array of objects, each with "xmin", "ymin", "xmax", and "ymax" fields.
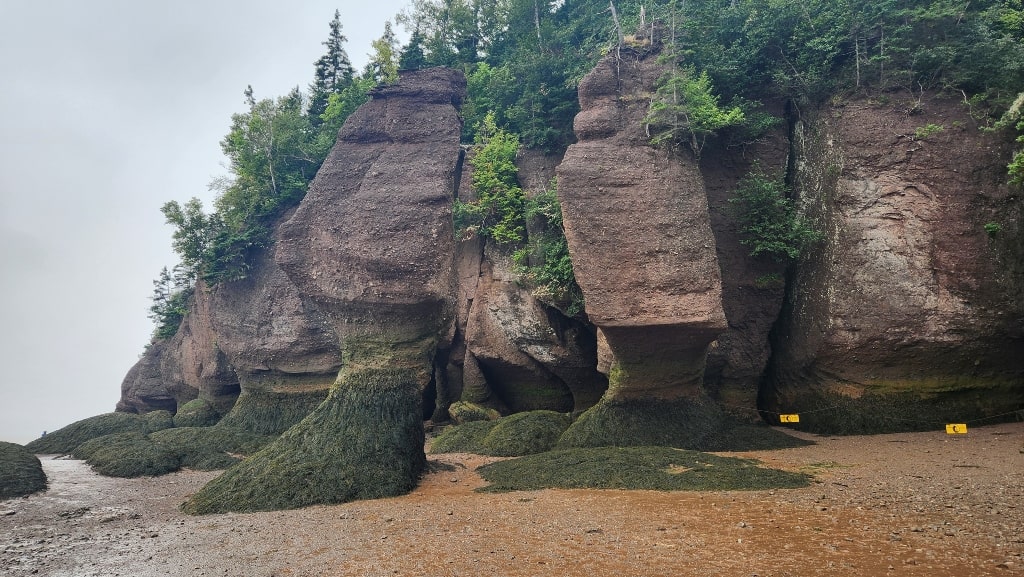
[
  {"xmin": 116, "ymin": 340, "xmax": 177, "ymax": 414},
  {"xmin": 557, "ymin": 44, "xmax": 727, "ymax": 400},
  {"xmin": 185, "ymin": 68, "xmax": 468, "ymax": 513},
  {"xmin": 766, "ymin": 97, "xmax": 1024, "ymax": 432}
]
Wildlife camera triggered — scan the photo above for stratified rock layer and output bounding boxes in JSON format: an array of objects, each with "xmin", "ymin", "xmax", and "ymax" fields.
[
  {"xmin": 557, "ymin": 45, "xmax": 727, "ymax": 400},
  {"xmin": 186, "ymin": 68, "xmax": 467, "ymax": 513},
  {"xmin": 767, "ymin": 97, "xmax": 1024, "ymax": 433}
]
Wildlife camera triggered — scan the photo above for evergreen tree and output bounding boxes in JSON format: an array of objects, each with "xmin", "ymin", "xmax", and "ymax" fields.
[
  {"xmin": 308, "ymin": 10, "xmax": 356, "ymax": 122},
  {"xmin": 399, "ymin": 28, "xmax": 429, "ymax": 70}
]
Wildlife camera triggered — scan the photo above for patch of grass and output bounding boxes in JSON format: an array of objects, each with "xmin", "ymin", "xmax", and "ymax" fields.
[
  {"xmin": 183, "ymin": 366, "xmax": 427, "ymax": 514},
  {"xmin": 557, "ymin": 397, "xmax": 810, "ymax": 452},
  {"xmin": 217, "ymin": 389, "xmax": 329, "ymax": 435},
  {"xmin": 24, "ymin": 413, "xmax": 153, "ymax": 454},
  {"xmin": 150, "ymin": 426, "xmax": 273, "ymax": 470},
  {"xmin": 173, "ymin": 399, "xmax": 221, "ymax": 428},
  {"xmin": 481, "ymin": 411, "xmax": 571, "ymax": 456},
  {"xmin": 477, "ymin": 446, "xmax": 812, "ymax": 492},
  {"xmin": 73, "ymin": 432, "xmax": 181, "ymax": 478},
  {"xmin": 429, "ymin": 420, "xmax": 498, "ymax": 454},
  {"xmin": 0, "ymin": 442, "xmax": 47, "ymax": 499}
]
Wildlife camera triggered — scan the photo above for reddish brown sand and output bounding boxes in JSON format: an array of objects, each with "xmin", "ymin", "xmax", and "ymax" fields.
[{"xmin": 2, "ymin": 422, "xmax": 1022, "ymax": 576}]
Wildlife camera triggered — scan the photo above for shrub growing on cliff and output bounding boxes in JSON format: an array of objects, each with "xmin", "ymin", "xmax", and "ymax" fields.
[
  {"xmin": 513, "ymin": 184, "xmax": 586, "ymax": 316},
  {"xmin": 454, "ymin": 112, "xmax": 526, "ymax": 246},
  {"xmin": 730, "ymin": 169, "xmax": 822, "ymax": 262},
  {"xmin": 645, "ymin": 66, "xmax": 745, "ymax": 158}
]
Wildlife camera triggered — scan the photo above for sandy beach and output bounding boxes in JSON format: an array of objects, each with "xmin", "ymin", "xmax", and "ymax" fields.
[{"xmin": 2, "ymin": 422, "xmax": 1022, "ymax": 576}]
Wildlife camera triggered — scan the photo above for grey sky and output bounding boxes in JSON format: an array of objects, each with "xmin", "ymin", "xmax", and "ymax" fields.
[{"xmin": 0, "ymin": 0, "xmax": 410, "ymax": 444}]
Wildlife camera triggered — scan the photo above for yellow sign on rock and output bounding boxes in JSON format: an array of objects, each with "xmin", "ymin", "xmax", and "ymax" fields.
[
  {"xmin": 945, "ymin": 423, "xmax": 968, "ymax": 435},
  {"xmin": 779, "ymin": 414, "xmax": 800, "ymax": 423}
]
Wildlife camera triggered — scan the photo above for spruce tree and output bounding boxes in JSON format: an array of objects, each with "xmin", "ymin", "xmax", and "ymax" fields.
[{"xmin": 308, "ymin": 10, "xmax": 355, "ymax": 123}]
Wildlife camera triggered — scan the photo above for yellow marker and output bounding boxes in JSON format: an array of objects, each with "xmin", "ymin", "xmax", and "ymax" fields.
[
  {"xmin": 780, "ymin": 414, "xmax": 800, "ymax": 423},
  {"xmin": 945, "ymin": 423, "xmax": 968, "ymax": 435}
]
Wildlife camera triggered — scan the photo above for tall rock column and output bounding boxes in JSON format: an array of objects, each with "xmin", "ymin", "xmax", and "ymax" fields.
[
  {"xmin": 555, "ymin": 43, "xmax": 734, "ymax": 449},
  {"xmin": 184, "ymin": 68, "xmax": 466, "ymax": 513}
]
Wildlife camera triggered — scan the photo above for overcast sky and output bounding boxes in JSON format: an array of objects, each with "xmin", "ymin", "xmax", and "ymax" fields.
[{"xmin": 0, "ymin": 0, "xmax": 410, "ymax": 444}]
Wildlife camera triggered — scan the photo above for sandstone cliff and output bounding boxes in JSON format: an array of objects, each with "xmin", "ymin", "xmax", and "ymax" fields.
[
  {"xmin": 103, "ymin": 39, "xmax": 1022, "ymax": 511},
  {"xmin": 766, "ymin": 97, "xmax": 1024, "ymax": 432}
]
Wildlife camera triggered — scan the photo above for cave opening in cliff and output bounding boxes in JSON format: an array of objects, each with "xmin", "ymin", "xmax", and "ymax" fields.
[{"xmin": 422, "ymin": 374, "xmax": 437, "ymax": 421}]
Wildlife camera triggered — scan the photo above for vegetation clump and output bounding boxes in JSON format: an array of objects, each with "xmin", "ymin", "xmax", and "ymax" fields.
[
  {"xmin": 429, "ymin": 420, "xmax": 499, "ymax": 454},
  {"xmin": 0, "ymin": 442, "xmax": 47, "ymax": 499},
  {"xmin": 481, "ymin": 411, "xmax": 572, "ymax": 456},
  {"xmin": 24, "ymin": 413, "xmax": 153, "ymax": 455},
  {"xmin": 150, "ymin": 426, "xmax": 273, "ymax": 471},
  {"xmin": 730, "ymin": 168, "xmax": 822, "ymax": 262},
  {"xmin": 172, "ymin": 398, "xmax": 221, "ymax": 428},
  {"xmin": 431, "ymin": 410, "xmax": 572, "ymax": 456},
  {"xmin": 72, "ymin": 432, "xmax": 181, "ymax": 478},
  {"xmin": 476, "ymin": 446, "xmax": 811, "ymax": 493},
  {"xmin": 557, "ymin": 397, "xmax": 811, "ymax": 452}
]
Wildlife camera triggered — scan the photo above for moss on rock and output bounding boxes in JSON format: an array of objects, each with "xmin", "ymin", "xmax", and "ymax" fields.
[
  {"xmin": 477, "ymin": 446, "xmax": 812, "ymax": 492},
  {"xmin": 0, "ymin": 442, "xmax": 47, "ymax": 499},
  {"xmin": 24, "ymin": 413, "xmax": 152, "ymax": 454},
  {"xmin": 173, "ymin": 399, "xmax": 221, "ymax": 428},
  {"xmin": 557, "ymin": 397, "xmax": 810, "ymax": 452},
  {"xmin": 183, "ymin": 366, "xmax": 427, "ymax": 514},
  {"xmin": 217, "ymin": 389, "xmax": 329, "ymax": 435}
]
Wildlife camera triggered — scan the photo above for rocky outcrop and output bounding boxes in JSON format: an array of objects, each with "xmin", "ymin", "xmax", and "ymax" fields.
[
  {"xmin": 116, "ymin": 340, "xmax": 177, "ymax": 414},
  {"xmin": 557, "ymin": 44, "xmax": 727, "ymax": 400},
  {"xmin": 766, "ymin": 97, "xmax": 1024, "ymax": 432},
  {"xmin": 185, "ymin": 68, "xmax": 467, "ymax": 513}
]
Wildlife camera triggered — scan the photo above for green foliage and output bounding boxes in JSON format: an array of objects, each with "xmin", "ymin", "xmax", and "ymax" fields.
[
  {"xmin": 513, "ymin": 184, "xmax": 585, "ymax": 316},
  {"xmin": 0, "ymin": 442, "xmax": 47, "ymax": 499},
  {"xmin": 456, "ymin": 112, "xmax": 527, "ymax": 246},
  {"xmin": 730, "ymin": 168, "xmax": 822, "ymax": 262},
  {"xmin": 365, "ymin": 21, "xmax": 400, "ymax": 84},
  {"xmin": 24, "ymin": 412, "xmax": 153, "ymax": 454},
  {"xmin": 148, "ymin": 265, "xmax": 193, "ymax": 340},
  {"xmin": 645, "ymin": 66, "xmax": 745, "ymax": 157},
  {"xmin": 477, "ymin": 446, "xmax": 812, "ymax": 492},
  {"xmin": 912, "ymin": 123, "xmax": 945, "ymax": 140},
  {"xmin": 308, "ymin": 9, "xmax": 356, "ymax": 122},
  {"xmin": 985, "ymin": 221, "xmax": 1003, "ymax": 237}
]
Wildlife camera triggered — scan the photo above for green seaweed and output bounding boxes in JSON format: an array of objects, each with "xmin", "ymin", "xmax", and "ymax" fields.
[
  {"xmin": 172, "ymin": 399, "xmax": 221, "ymax": 428},
  {"xmin": 24, "ymin": 413, "xmax": 153, "ymax": 454},
  {"xmin": 73, "ymin": 432, "xmax": 181, "ymax": 478},
  {"xmin": 477, "ymin": 446, "xmax": 812, "ymax": 492},
  {"xmin": 0, "ymin": 442, "xmax": 47, "ymax": 499},
  {"xmin": 183, "ymin": 366, "xmax": 427, "ymax": 514},
  {"xmin": 217, "ymin": 388, "xmax": 329, "ymax": 435},
  {"xmin": 480, "ymin": 411, "xmax": 571, "ymax": 456}
]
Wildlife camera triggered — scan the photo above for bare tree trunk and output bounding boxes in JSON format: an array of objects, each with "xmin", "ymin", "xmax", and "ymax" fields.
[{"xmin": 609, "ymin": 1, "xmax": 623, "ymax": 47}]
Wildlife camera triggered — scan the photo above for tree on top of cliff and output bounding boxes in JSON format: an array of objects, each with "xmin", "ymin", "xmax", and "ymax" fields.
[{"xmin": 308, "ymin": 10, "xmax": 356, "ymax": 123}]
